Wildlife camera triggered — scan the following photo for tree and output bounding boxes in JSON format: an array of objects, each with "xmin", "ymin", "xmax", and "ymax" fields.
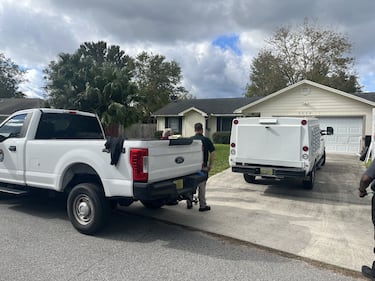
[
  {"xmin": 246, "ymin": 19, "xmax": 361, "ymax": 97},
  {"xmin": 0, "ymin": 53, "xmax": 26, "ymax": 98},
  {"xmin": 44, "ymin": 41, "xmax": 140, "ymax": 127},
  {"xmin": 246, "ymin": 50, "xmax": 289, "ymax": 97},
  {"xmin": 133, "ymin": 52, "xmax": 189, "ymax": 122}
]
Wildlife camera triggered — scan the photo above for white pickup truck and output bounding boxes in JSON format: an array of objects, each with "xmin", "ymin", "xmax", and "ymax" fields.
[
  {"xmin": 0, "ymin": 108, "xmax": 205, "ymax": 234},
  {"xmin": 229, "ymin": 117, "xmax": 333, "ymax": 189}
]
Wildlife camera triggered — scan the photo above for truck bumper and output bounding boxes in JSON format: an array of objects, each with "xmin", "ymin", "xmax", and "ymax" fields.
[
  {"xmin": 232, "ymin": 166, "xmax": 306, "ymax": 178},
  {"xmin": 133, "ymin": 172, "xmax": 206, "ymax": 201}
]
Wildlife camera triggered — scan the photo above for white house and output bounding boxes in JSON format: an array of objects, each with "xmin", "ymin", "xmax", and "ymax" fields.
[{"xmin": 153, "ymin": 80, "xmax": 375, "ymax": 154}]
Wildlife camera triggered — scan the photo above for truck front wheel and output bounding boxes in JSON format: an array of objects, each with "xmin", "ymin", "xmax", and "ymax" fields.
[{"xmin": 67, "ymin": 183, "xmax": 109, "ymax": 235}]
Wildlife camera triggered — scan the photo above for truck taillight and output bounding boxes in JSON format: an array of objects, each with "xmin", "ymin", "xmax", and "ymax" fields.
[
  {"xmin": 130, "ymin": 148, "xmax": 148, "ymax": 182},
  {"xmin": 302, "ymin": 146, "xmax": 309, "ymax": 152},
  {"xmin": 231, "ymin": 143, "xmax": 236, "ymax": 148},
  {"xmin": 301, "ymin": 119, "xmax": 307, "ymax": 125},
  {"xmin": 233, "ymin": 119, "xmax": 239, "ymax": 125}
]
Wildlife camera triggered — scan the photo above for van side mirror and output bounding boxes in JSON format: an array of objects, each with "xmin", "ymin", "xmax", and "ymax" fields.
[
  {"xmin": 321, "ymin": 126, "xmax": 334, "ymax": 136},
  {"xmin": 326, "ymin": 127, "xmax": 334, "ymax": 135}
]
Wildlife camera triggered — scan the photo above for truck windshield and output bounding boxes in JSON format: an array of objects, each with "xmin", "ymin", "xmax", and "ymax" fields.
[{"xmin": 35, "ymin": 113, "xmax": 104, "ymax": 140}]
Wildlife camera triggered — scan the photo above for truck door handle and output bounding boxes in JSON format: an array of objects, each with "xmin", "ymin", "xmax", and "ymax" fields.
[{"xmin": 8, "ymin": 146, "xmax": 16, "ymax": 152}]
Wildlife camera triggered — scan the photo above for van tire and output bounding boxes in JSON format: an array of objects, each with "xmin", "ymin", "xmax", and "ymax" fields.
[
  {"xmin": 243, "ymin": 174, "xmax": 256, "ymax": 183},
  {"xmin": 303, "ymin": 165, "xmax": 316, "ymax": 190},
  {"xmin": 321, "ymin": 151, "xmax": 326, "ymax": 166},
  {"xmin": 67, "ymin": 183, "xmax": 109, "ymax": 235}
]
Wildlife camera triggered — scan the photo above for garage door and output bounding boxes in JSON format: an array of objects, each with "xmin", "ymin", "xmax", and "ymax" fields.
[{"xmin": 318, "ymin": 117, "xmax": 363, "ymax": 154}]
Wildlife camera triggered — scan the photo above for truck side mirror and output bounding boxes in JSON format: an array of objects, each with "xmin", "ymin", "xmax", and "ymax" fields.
[{"xmin": 0, "ymin": 133, "xmax": 13, "ymax": 142}]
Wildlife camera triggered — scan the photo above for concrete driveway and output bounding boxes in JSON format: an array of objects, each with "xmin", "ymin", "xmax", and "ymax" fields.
[{"xmin": 121, "ymin": 153, "xmax": 373, "ymax": 274}]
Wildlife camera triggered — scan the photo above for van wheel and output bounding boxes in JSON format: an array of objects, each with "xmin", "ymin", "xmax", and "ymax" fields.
[
  {"xmin": 243, "ymin": 174, "xmax": 256, "ymax": 183},
  {"xmin": 141, "ymin": 199, "xmax": 165, "ymax": 209},
  {"xmin": 321, "ymin": 151, "xmax": 326, "ymax": 166},
  {"xmin": 303, "ymin": 165, "xmax": 316, "ymax": 190},
  {"xmin": 67, "ymin": 183, "xmax": 109, "ymax": 235}
]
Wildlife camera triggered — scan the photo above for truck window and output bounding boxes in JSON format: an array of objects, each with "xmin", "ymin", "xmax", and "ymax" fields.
[
  {"xmin": 35, "ymin": 113, "xmax": 104, "ymax": 140},
  {"xmin": 0, "ymin": 113, "xmax": 27, "ymax": 138}
]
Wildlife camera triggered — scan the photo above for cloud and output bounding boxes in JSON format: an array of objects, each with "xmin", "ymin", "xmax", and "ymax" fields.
[
  {"xmin": 1, "ymin": 0, "xmax": 375, "ymax": 100},
  {"xmin": 0, "ymin": 1, "xmax": 77, "ymax": 66},
  {"xmin": 18, "ymin": 68, "xmax": 45, "ymax": 98},
  {"xmin": 357, "ymin": 55, "xmax": 375, "ymax": 93}
]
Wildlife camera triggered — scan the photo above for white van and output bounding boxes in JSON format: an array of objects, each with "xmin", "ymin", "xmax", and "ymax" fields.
[{"xmin": 229, "ymin": 117, "xmax": 333, "ymax": 189}]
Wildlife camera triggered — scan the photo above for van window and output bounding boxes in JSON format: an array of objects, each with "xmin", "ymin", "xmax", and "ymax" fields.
[{"xmin": 35, "ymin": 113, "xmax": 104, "ymax": 140}]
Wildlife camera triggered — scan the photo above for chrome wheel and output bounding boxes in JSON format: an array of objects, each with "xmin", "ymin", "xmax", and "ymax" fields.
[
  {"xmin": 73, "ymin": 194, "xmax": 94, "ymax": 225},
  {"xmin": 67, "ymin": 183, "xmax": 109, "ymax": 235}
]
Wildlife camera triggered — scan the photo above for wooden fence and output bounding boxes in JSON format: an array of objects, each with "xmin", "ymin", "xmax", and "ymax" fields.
[{"xmin": 122, "ymin": 123, "xmax": 157, "ymax": 139}]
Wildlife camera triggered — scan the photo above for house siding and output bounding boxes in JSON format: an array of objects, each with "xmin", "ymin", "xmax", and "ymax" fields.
[
  {"xmin": 183, "ymin": 111, "xmax": 205, "ymax": 137},
  {"xmin": 242, "ymin": 84, "xmax": 373, "ymax": 135},
  {"xmin": 207, "ymin": 117, "xmax": 217, "ymax": 139},
  {"xmin": 156, "ymin": 117, "xmax": 166, "ymax": 131}
]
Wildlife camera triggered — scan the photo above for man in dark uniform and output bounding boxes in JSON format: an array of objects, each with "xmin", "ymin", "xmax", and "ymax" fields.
[
  {"xmin": 186, "ymin": 122, "xmax": 215, "ymax": 212},
  {"xmin": 359, "ymin": 160, "xmax": 375, "ymax": 280}
]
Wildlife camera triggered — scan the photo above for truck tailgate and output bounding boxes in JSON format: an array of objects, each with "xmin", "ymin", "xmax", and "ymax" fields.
[
  {"xmin": 146, "ymin": 139, "xmax": 202, "ymax": 182},
  {"xmin": 236, "ymin": 124, "xmax": 303, "ymax": 166}
]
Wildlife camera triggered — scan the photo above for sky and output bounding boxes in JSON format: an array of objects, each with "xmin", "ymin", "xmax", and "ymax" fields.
[{"xmin": 0, "ymin": 0, "xmax": 374, "ymax": 99}]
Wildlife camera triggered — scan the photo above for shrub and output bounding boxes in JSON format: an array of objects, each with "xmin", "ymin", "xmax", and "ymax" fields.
[{"xmin": 213, "ymin": 131, "xmax": 231, "ymax": 144}]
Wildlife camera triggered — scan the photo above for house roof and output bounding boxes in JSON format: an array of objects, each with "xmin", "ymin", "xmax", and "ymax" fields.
[
  {"xmin": 352, "ymin": 92, "xmax": 375, "ymax": 102},
  {"xmin": 153, "ymin": 80, "xmax": 375, "ymax": 117},
  {"xmin": 152, "ymin": 97, "xmax": 261, "ymax": 116},
  {"xmin": 234, "ymin": 80, "xmax": 375, "ymax": 113},
  {"xmin": 0, "ymin": 98, "xmax": 45, "ymax": 115}
]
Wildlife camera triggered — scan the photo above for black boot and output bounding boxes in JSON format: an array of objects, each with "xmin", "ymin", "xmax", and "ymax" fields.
[{"xmin": 186, "ymin": 199, "xmax": 193, "ymax": 209}]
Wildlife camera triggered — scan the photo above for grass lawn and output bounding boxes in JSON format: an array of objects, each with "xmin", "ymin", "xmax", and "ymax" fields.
[{"xmin": 209, "ymin": 144, "xmax": 230, "ymax": 176}]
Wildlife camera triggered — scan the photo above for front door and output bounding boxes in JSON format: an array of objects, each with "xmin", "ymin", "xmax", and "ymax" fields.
[{"xmin": 0, "ymin": 113, "xmax": 28, "ymax": 184}]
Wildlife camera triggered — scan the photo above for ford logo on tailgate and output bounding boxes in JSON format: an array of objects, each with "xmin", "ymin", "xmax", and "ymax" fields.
[{"xmin": 175, "ymin": 156, "xmax": 184, "ymax": 164}]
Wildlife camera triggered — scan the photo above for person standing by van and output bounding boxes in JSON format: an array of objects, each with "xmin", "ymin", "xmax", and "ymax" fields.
[
  {"xmin": 359, "ymin": 160, "xmax": 375, "ymax": 279},
  {"xmin": 186, "ymin": 122, "xmax": 215, "ymax": 212}
]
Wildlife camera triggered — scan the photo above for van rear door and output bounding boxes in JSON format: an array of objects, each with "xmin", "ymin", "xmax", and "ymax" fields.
[{"xmin": 234, "ymin": 118, "xmax": 303, "ymax": 167}]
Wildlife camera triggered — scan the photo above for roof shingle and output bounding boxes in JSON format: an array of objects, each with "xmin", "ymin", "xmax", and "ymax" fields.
[{"xmin": 152, "ymin": 97, "xmax": 261, "ymax": 116}]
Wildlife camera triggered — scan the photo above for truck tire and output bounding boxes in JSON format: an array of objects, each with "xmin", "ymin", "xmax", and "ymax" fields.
[
  {"xmin": 140, "ymin": 199, "xmax": 165, "ymax": 209},
  {"xmin": 243, "ymin": 174, "xmax": 256, "ymax": 183},
  {"xmin": 67, "ymin": 183, "xmax": 109, "ymax": 235},
  {"xmin": 303, "ymin": 165, "xmax": 316, "ymax": 190}
]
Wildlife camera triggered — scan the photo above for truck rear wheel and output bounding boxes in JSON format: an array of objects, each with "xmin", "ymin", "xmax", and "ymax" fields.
[
  {"xmin": 67, "ymin": 183, "xmax": 109, "ymax": 235},
  {"xmin": 140, "ymin": 199, "xmax": 165, "ymax": 209},
  {"xmin": 243, "ymin": 174, "xmax": 256, "ymax": 183}
]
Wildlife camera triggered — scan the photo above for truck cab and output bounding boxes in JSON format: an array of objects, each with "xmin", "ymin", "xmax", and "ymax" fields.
[{"xmin": 0, "ymin": 108, "xmax": 205, "ymax": 234}]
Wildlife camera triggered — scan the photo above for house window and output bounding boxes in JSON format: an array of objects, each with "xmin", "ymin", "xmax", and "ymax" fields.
[
  {"xmin": 165, "ymin": 117, "xmax": 182, "ymax": 133},
  {"xmin": 217, "ymin": 117, "xmax": 234, "ymax": 132}
]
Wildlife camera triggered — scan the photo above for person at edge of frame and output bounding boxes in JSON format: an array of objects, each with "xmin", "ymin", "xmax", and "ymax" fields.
[{"xmin": 359, "ymin": 159, "xmax": 375, "ymax": 280}]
